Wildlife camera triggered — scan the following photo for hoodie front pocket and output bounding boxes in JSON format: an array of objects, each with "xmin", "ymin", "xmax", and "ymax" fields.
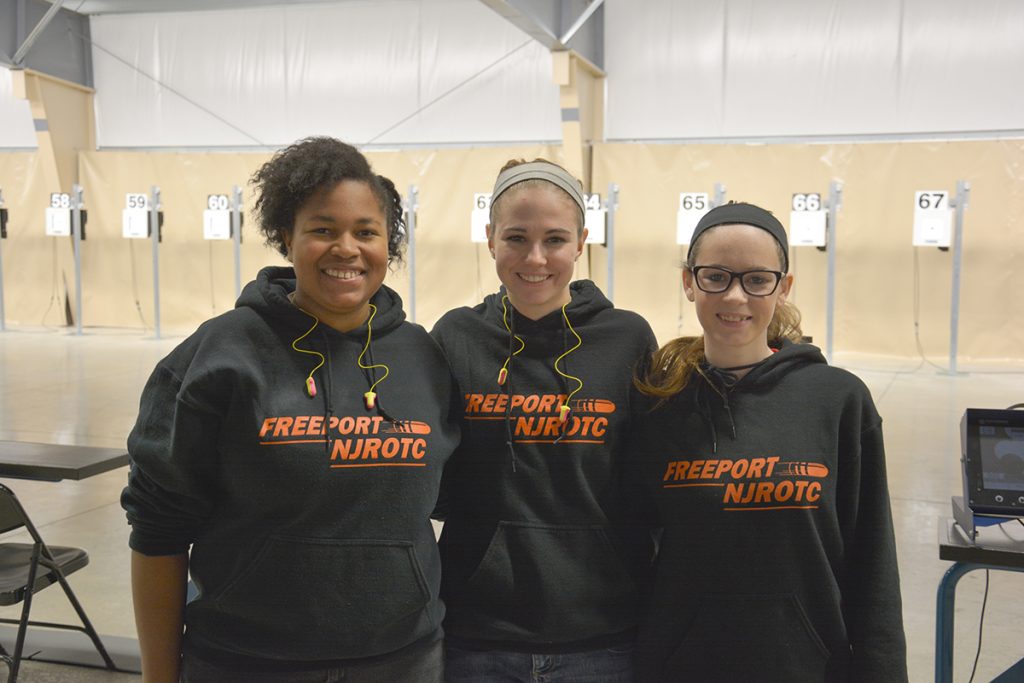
[
  {"xmin": 209, "ymin": 535, "xmax": 431, "ymax": 659},
  {"xmin": 663, "ymin": 593, "xmax": 829, "ymax": 682},
  {"xmin": 458, "ymin": 521, "xmax": 638, "ymax": 641}
]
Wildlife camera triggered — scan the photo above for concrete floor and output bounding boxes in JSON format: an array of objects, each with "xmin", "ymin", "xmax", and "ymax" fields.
[{"xmin": 0, "ymin": 327, "xmax": 1022, "ymax": 681}]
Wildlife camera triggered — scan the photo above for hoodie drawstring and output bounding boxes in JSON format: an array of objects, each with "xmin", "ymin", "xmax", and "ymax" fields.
[
  {"xmin": 552, "ymin": 302, "xmax": 584, "ymax": 445},
  {"xmin": 291, "ymin": 302, "xmax": 395, "ymax": 456}
]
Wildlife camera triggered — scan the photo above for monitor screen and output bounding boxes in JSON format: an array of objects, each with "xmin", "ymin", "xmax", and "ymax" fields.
[
  {"xmin": 962, "ymin": 408, "xmax": 1024, "ymax": 515},
  {"xmin": 978, "ymin": 424, "xmax": 1024, "ymax": 492}
]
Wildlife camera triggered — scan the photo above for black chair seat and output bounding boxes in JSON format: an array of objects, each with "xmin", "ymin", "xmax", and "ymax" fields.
[
  {"xmin": 0, "ymin": 483, "xmax": 115, "ymax": 681},
  {"xmin": 0, "ymin": 544, "xmax": 90, "ymax": 606}
]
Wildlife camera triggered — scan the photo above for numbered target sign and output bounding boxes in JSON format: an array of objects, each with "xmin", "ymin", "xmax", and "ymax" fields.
[
  {"xmin": 470, "ymin": 193, "xmax": 491, "ymax": 243},
  {"xmin": 45, "ymin": 192, "xmax": 72, "ymax": 236},
  {"xmin": 583, "ymin": 193, "xmax": 606, "ymax": 244},
  {"xmin": 912, "ymin": 190, "xmax": 952, "ymax": 247},
  {"xmin": 676, "ymin": 193, "xmax": 709, "ymax": 244},
  {"xmin": 203, "ymin": 194, "xmax": 232, "ymax": 240},
  {"xmin": 789, "ymin": 192, "xmax": 826, "ymax": 247},
  {"xmin": 122, "ymin": 193, "xmax": 150, "ymax": 239}
]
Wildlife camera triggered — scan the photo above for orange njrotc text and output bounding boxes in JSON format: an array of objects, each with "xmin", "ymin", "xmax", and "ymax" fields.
[
  {"xmin": 259, "ymin": 415, "xmax": 431, "ymax": 468},
  {"xmin": 662, "ymin": 457, "xmax": 830, "ymax": 511},
  {"xmin": 464, "ymin": 393, "xmax": 616, "ymax": 444}
]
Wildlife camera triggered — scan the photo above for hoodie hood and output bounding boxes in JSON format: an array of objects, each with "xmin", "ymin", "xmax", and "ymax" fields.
[
  {"xmin": 235, "ymin": 265, "xmax": 408, "ymax": 423},
  {"xmin": 695, "ymin": 340, "xmax": 827, "ymax": 453},
  {"xmin": 480, "ymin": 279, "xmax": 611, "ymax": 335},
  {"xmin": 236, "ymin": 265, "xmax": 406, "ymax": 338}
]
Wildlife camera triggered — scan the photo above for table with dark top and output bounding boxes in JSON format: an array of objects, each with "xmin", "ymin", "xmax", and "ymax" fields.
[{"xmin": 0, "ymin": 441, "xmax": 129, "ymax": 482}]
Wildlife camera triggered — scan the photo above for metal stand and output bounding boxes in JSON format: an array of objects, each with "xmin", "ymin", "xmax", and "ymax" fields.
[
  {"xmin": 405, "ymin": 185, "xmax": 418, "ymax": 323},
  {"xmin": 149, "ymin": 186, "xmax": 162, "ymax": 339},
  {"xmin": 945, "ymin": 180, "xmax": 969, "ymax": 375},
  {"xmin": 231, "ymin": 185, "xmax": 243, "ymax": 299},
  {"xmin": 0, "ymin": 189, "xmax": 6, "ymax": 332},
  {"xmin": 712, "ymin": 182, "xmax": 726, "ymax": 209},
  {"xmin": 604, "ymin": 183, "xmax": 618, "ymax": 302},
  {"xmin": 71, "ymin": 185, "xmax": 84, "ymax": 336},
  {"xmin": 936, "ymin": 515, "xmax": 1024, "ymax": 682},
  {"xmin": 824, "ymin": 180, "xmax": 843, "ymax": 364}
]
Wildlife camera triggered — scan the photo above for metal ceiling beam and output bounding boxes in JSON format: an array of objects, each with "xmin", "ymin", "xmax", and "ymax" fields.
[
  {"xmin": 478, "ymin": 0, "xmax": 604, "ymax": 68},
  {"xmin": 12, "ymin": 0, "xmax": 66, "ymax": 65}
]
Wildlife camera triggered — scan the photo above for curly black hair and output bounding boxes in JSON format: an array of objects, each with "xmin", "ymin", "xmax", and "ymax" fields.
[{"xmin": 250, "ymin": 136, "xmax": 406, "ymax": 264}]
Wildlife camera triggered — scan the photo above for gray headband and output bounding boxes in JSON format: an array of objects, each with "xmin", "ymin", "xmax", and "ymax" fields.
[
  {"xmin": 490, "ymin": 161, "xmax": 587, "ymax": 221},
  {"xmin": 688, "ymin": 202, "xmax": 790, "ymax": 272}
]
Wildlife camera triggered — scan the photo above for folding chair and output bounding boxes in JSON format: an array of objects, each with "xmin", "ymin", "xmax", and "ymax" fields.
[{"xmin": 0, "ymin": 483, "xmax": 115, "ymax": 681}]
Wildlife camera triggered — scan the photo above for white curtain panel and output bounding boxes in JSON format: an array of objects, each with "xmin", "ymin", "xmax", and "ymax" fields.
[
  {"xmin": 605, "ymin": 0, "xmax": 1024, "ymax": 140},
  {"xmin": 90, "ymin": 0, "xmax": 561, "ymax": 148},
  {"xmin": 0, "ymin": 67, "xmax": 37, "ymax": 148}
]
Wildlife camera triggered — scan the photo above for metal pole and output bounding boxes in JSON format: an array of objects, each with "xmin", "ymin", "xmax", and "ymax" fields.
[
  {"xmin": 71, "ymin": 184, "xmax": 83, "ymax": 336},
  {"xmin": 150, "ymin": 186, "xmax": 161, "ymax": 339},
  {"xmin": 825, "ymin": 180, "xmax": 843, "ymax": 364},
  {"xmin": 605, "ymin": 183, "xmax": 618, "ymax": 303},
  {"xmin": 712, "ymin": 182, "xmax": 727, "ymax": 208},
  {"xmin": 231, "ymin": 185, "xmax": 242, "ymax": 299},
  {"xmin": 947, "ymin": 180, "xmax": 969, "ymax": 375},
  {"xmin": 0, "ymin": 189, "xmax": 6, "ymax": 332},
  {"xmin": 406, "ymin": 185, "xmax": 418, "ymax": 323}
]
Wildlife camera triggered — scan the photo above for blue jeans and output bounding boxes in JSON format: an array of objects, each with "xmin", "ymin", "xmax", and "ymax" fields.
[
  {"xmin": 444, "ymin": 642, "xmax": 634, "ymax": 682},
  {"xmin": 180, "ymin": 637, "xmax": 443, "ymax": 683}
]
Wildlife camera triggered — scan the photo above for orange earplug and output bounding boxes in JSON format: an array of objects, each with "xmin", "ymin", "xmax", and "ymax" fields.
[{"xmin": 364, "ymin": 391, "xmax": 376, "ymax": 410}]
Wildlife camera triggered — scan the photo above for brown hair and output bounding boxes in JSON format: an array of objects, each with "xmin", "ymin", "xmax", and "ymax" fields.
[
  {"xmin": 635, "ymin": 224, "xmax": 804, "ymax": 399},
  {"xmin": 488, "ymin": 158, "xmax": 585, "ymax": 234}
]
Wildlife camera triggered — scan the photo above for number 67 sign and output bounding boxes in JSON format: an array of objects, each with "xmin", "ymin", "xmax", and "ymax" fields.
[{"xmin": 912, "ymin": 190, "xmax": 952, "ymax": 247}]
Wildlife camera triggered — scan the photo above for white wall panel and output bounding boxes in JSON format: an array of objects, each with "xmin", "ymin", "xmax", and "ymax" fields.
[
  {"xmin": 90, "ymin": 0, "xmax": 561, "ymax": 148},
  {"xmin": 0, "ymin": 67, "xmax": 37, "ymax": 148},
  {"xmin": 606, "ymin": 0, "xmax": 1024, "ymax": 140}
]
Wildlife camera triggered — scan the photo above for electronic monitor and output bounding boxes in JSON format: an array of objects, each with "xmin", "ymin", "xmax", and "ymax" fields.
[{"xmin": 961, "ymin": 408, "xmax": 1024, "ymax": 516}]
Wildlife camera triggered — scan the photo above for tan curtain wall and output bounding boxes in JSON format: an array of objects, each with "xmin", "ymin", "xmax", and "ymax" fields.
[
  {"xmin": 1, "ymin": 140, "xmax": 1022, "ymax": 364},
  {"xmin": 591, "ymin": 140, "xmax": 1024, "ymax": 364}
]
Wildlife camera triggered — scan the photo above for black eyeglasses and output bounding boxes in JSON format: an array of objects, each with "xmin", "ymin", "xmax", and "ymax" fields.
[{"xmin": 689, "ymin": 266, "xmax": 784, "ymax": 297}]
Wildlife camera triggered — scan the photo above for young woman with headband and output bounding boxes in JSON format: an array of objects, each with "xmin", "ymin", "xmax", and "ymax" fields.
[
  {"xmin": 122, "ymin": 137, "xmax": 458, "ymax": 682},
  {"xmin": 431, "ymin": 158, "xmax": 656, "ymax": 682},
  {"xmin": 632, "ymin": 202, "xmax": 908, "ymax": 682}
]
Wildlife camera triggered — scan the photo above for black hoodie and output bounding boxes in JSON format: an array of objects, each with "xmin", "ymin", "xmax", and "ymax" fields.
[
  {"xmin": 430, "ymin": 280, "xmax": 657, "ymax": 652},
  {"xmin": 121, "ymin": 266, "xmax": 459, "ymax": 664},
  {"xmin": 631, "ymin": 340, "xmax": 908, "ymax": 682}
]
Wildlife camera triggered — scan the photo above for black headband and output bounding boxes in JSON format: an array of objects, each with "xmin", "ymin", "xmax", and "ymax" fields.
[{"xmin": 687, "ymin": 202, "xmax": 789, "ymax": 272}]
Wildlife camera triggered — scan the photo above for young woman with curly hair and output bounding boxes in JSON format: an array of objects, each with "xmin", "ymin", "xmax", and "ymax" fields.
[{"xmin": 122, "ymin": 137, "xmax": 458, "ymax": 682}]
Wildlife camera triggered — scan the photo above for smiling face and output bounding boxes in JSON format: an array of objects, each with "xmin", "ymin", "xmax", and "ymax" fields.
[
  {"xmin": 284, "ymin": 179, "xmax": 388, "ymax": 332},
  {"xmin": 487, "ymin": 183, "xmax": 587, "ymax": 320},
  {"xmin": 683, "ymin": 223, "xmax": 793, "ymax": 368}
]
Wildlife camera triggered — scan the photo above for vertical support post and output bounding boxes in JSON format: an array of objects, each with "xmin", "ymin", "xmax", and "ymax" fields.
[
  {"xmin": 824, "ymin": 180, "xmax": 843, "ymax": 364},
  {"xmin": 406, "ymin": 185, "xmax": 418, "ymax": 323},
  {"xmin": 150, "ymin": 186, "xmax": 161, "ymax": 339},
  {"xmin": 947, "ymin": 180, "xmax": 969, "ymax": 375},
  {"xmin": 604, "ymin": 183, "xmax": 618, "ymax": 302},
  {"xmin": 231, "ymin": 185, "xmax": 243, "ymax": 299},
  {"xmin": 0, "ymin": 188, "xmax": 6, "ymax": 332},
  {"xmin": 71, "ymin": 184, "xmax": 84, "ymax": 336},
  {"xmin": 712, "ymin": 182, "xmax": 727, "ymax": 209}
]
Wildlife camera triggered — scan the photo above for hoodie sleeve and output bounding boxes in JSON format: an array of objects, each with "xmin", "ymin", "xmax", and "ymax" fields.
[
  {"xmin": 837, "ymin": 396, "xmax": 908, "ymax": 682},
  {"xmin": 428, "ymin": 317, "xmax": 460, "ymax": 522},
  {"xmin": 121, "ymin": 357, "xmax": 223, "ymax": 556}
]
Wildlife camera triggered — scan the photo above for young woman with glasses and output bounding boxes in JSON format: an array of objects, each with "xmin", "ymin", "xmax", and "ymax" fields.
[{"xmin": 631, "ymin": 202, "xmax": 908, "ymax": 682}]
